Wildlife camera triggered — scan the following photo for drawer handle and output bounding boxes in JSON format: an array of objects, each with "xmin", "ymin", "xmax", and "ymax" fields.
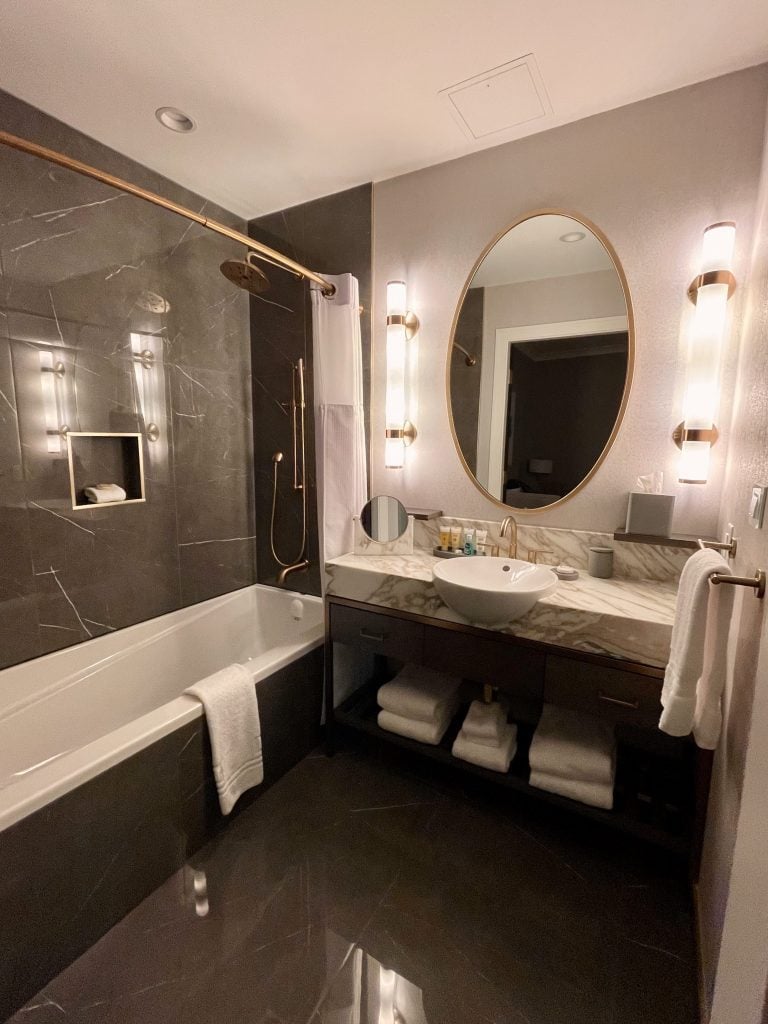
[
  {"xmin": 598, "ymin": 691, "xmax": 640, "ymax": 710},
  {"xmin": 359, "ymin": 628, "xmax": 388, "ymax": 642}
]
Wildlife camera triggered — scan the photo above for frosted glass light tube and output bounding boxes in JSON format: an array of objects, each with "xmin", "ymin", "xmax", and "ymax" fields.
[
  {"xmin": 385, "ymin": 281, "xmax": 408, "ymax": 468},
  {"xmin": 678, "ymin": 223, "xmax": 735, "ymax": 483}
]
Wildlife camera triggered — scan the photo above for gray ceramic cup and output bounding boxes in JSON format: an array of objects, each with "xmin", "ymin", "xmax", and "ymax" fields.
[{"xmin": 588, "ymin": 546, "xmax": 614, "ymax": 579}]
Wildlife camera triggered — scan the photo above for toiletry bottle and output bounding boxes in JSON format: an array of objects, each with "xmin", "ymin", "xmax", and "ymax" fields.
[
  {"xmin": 463, "ymin": 527, "xmax": 475, "ymax": 556},
  {"xmin": 450, "ymin": 526, "xmax": 462, "ymax": 552},
  {"xmin": 439, "ymin": 526, "xmax": 451, "ymax": 551},
  {"xmin": 476, "ymin": 528, "xmax": 487, "ymax": 555}
]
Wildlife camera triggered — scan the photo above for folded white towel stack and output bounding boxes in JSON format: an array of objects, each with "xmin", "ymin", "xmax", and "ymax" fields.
[
  {"xmin": 453, "ymin": 719, "xmax": 518, "ymax": 773},
  {"xmin": 528, "ymin": 704, "xmax": 615, "ymax": 809},
  {"xmin": 377, "ymin": 665, "xmax": 460, "ymax": 745},
  {"xmin": 452, "ymin": 700, "xmax": 517, "ymax": 773},
  {"xmin": 378, "ymin": 708, "xmax": 453, "ymax": 745},
  {"xmin": 84, "ymin": 483, "xmax": 127, "ymax": 503},
  {"xmin": 461, "ymin": 700, "xmax": 508, "ymax": 748},
  {"xmin": 186, "ymin": 663, "xmax": 263, "ymax": 815},
  {"xmin": 659, "ymin": 548, "xmax": 733, "ymax": 746}
]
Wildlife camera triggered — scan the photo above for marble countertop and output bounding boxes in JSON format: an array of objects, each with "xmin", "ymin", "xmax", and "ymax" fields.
[{"xmin": 326, "ymin": 550, "xmax": 677, "ymax": 668}]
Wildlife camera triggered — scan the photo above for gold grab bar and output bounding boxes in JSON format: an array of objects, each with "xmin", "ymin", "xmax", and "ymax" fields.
[
  {"xmin": 697, "ymin": 539, "xmax": 765, "ymax": 598},
  {"xmin": 0, "ymin": 130, "xmax": 336, "ymax": 297}
]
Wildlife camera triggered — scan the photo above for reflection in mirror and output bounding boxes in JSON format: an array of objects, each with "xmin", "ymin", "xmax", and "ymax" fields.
[
  {"xmin": 449, "ymin": 213, "xmax": 631, "ymax": 510},
  {"xmin": 360, "ymin": 494, "xmax": 409, "ymax": 542}
]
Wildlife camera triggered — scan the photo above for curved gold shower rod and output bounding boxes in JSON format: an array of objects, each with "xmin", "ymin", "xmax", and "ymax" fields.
[{"xmin": 0, "ymin": 129, "xmax": 336, "ymax": 296}]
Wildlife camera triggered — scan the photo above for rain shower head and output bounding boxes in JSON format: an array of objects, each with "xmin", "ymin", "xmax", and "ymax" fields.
[{"xmin": 220, "ymin": 254, "xmax": 270, "ymax": 295}]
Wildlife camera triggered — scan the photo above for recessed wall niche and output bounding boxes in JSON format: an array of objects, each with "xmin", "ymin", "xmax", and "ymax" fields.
[{"xmin": 66, "ymin": 432, "xmax": 146, "ymax": 510}]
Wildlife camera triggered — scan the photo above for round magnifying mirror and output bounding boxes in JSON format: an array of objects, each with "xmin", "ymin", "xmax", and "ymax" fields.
[
  {"xmin": 360, "ymin": 495, "xmax": 409, "ymax": 542},
  {"xmin": 448, "ymin": 210, "xmax": 633, "ymax": 512}
]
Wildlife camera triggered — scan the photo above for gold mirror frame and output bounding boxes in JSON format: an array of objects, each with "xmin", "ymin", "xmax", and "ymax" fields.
[{"xmin": 446, "ymin": 208, "xmax": 635, "ymax": 515}]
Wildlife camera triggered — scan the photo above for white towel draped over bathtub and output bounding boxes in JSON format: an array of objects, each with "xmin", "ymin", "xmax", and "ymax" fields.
[
  {"xmin": 186, "ymin": 664, "xmax": 263, "ymax": 815},
  {"xmin": 311, "ymin": 273, "xmax": 368, "ymax": 571}
]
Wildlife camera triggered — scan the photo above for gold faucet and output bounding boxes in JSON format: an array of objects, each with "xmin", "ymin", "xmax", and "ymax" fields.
[
  {"xmin": 277, "ymin": 559, "xmax": 309, "ymax": 586},
  {"xmin": 499, "ymin": 515, "xmax": 518, "ymax": 559},
  {"xmin": 527, "ymin": 548, "xmax": 553, "ymax": 565}
]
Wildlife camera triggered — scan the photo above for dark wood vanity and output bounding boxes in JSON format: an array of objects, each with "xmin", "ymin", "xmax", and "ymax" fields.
[{"xmin": 325, "ymin": 595, "xmax": 711, "ymax": 872}]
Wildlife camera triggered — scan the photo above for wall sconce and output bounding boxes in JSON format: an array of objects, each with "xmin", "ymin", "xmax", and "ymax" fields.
[
  {"xmin": 674, "ymin": 221, "xmax": 736, "ymax": 483},
  {"xmin": 39, "ymin": 351, "xmax": 69, "ymax": 453},
  {"xmin": 385, "ymin": 280, "xmax": 419, "ymax": 469}
]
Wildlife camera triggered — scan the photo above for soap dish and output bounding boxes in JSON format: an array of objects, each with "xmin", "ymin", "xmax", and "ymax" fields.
[
  {"xmin": 433, "ymin": 547, "xmax": 466, "ymax": 558},
  {"xmin": 554, "ymin": 564, "xmax": 579, "ymax": 580}
]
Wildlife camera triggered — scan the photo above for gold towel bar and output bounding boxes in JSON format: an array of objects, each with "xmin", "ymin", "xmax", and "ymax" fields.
[{"xmin": 697, "ymin": 539, "xmax": 765, "ymax": 598}]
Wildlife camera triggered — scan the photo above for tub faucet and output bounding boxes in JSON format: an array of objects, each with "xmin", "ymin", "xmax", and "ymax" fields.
[
  {"xmin": 277, "ymin": 560, "xmax": 309, "ymax": 586},
  {"xmin": 499, "ymin": 515, "xmax": 518, "ymax": 559}
]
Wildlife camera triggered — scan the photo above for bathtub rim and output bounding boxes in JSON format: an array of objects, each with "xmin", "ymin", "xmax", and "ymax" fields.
[
  {"xmin": 0, "ymin": 582, "xmax": 319, "ymax": 725},
  {"xmin": 0, "ymin": 587, "xmax": 323, "ymax": 835}
]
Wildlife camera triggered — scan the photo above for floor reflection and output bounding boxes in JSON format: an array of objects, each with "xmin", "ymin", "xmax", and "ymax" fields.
[{"xmin": 320, "ymin": 930, "xmax": 427, "ymax": 1024}]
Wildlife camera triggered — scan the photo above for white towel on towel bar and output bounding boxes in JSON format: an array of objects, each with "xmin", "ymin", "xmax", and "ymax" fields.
[
  {"xmin": 659, "ymin": 549, "xmax": 731, "ymax": 741},
  {"xmin": 186, "ymin": 664, "xmax": 263, "ymax": 815},
  {"xmin": 692, "ymin": 570, "xmax": 735, "ymax": 749}
]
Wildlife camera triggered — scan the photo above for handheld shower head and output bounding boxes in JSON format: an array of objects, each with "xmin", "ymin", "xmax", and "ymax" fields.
[{"xmin": 220, "ymin": 253, "xmax": 270, "ymax": 295}]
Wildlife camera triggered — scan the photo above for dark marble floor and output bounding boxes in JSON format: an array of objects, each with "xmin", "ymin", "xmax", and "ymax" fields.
[{"xmin": 9, "ymin": 748, "xmax": 698, "ymax": 1024}]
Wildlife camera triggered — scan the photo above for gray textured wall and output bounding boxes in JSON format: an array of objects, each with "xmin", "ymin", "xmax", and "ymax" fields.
[
  {"xmin": 248, "ymin": 184, "xmax": 372, "ymax": 596},
  {"xmin": 700, "ymin": 104, "xmax": 768, "ymax": 1023},
  {"xmin": 372, "ymin": 66, "xmax": 768, "ymax": 535}
]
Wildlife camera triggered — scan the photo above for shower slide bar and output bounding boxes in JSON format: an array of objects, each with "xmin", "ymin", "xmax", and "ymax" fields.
[{"xmin": 0, "ymin": 130, "xmax": 336, "ymax": 297}]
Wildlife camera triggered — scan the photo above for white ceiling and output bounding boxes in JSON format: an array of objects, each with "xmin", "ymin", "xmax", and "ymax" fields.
[
  {"xmin": 472, "ymin": 214, "xmax": 614, "ymax": 286},
  {"xmin": 1, "ymin": 0, "xmax": 767, "ymax": 218}
]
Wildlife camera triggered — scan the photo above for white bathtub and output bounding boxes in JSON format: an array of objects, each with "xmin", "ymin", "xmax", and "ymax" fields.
[{"xmin": 0, "ymin": 584, "xmax": 324, "ymax": 833}]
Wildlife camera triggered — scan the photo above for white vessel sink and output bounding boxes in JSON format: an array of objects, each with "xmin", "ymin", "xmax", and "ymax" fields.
[{"xmin": 433, "ymin": 556, "xmax": 558, "ymax": 626}]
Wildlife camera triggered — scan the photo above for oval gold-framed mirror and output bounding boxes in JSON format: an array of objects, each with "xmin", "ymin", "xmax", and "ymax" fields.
[{"xmin": 447, "ymin": 209, "xmax": 634, "ymax": 514}]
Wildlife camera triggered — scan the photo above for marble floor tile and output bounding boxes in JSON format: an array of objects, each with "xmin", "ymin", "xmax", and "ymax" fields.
[{"xmin": 8, "ymin": 748, "xmax": 698, "ymax": 1024}]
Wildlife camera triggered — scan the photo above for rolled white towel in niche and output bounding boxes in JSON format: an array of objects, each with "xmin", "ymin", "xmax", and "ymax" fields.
[
  {"xmin": 528, "ymin": 704, "xmax": 615, "ymax": 786},
  {"xmin": 377, "ymin": 665, "xmax": 461, "ymax": 724},
  {"xmin": 84, "ymin": 483, "xmax": 127, "ymax": 504},
  {"xmin": 452, "ymin": 722, "xmax": 518, "ymax": 773},
  {"xmin": 378, "ymin": 708, "xmax": 452, "ymax": 746}
]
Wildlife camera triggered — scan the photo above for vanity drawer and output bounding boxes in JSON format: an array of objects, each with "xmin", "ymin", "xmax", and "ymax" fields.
[
  {"xmin": 422, "ymin": 626, "xmax": 544, "ymax": 699},
  {"xmin": 543, "ymin": 655, "xmax": 662, "ymax": 727},
  {"xmin": 330, "ymin": 605, "xmax": 423, "ymax": 661}
]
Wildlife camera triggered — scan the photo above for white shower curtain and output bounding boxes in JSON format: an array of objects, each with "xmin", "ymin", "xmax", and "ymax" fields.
[{"xmin": 311, "ymin": 273, "xmax": 368, "ymax": 572}]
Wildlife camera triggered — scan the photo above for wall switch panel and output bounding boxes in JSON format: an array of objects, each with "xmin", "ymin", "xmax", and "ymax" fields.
[{"xmin": 748, "ymin": 486, "xmax": 767, "ymax": 529}]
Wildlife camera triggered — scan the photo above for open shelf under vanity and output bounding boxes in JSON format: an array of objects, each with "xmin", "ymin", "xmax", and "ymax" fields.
[
  {"xmin": 325, "ymin": 596, "xmax": 705, "ymax": 867},
  {"xmin": 335, "ymin": 680, "xmax": 692, "ymax": 856}
]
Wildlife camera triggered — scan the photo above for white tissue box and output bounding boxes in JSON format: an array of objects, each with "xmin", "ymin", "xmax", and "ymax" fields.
[{"xmin": 625, "ymin": 492, "xmax": 675, "ymax": 537}]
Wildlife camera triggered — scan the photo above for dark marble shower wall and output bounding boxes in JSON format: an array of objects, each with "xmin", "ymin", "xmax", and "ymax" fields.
[
  {"xmin": 0, "ymin": 88, "xmax": 256, "ymax": 671},
  {"xmin": 248, "ymin": 184, "xmax": 372, "ymax": 597}
]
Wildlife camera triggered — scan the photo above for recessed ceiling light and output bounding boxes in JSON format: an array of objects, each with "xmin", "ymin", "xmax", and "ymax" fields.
[
  {"xmin": 155, "ymin": 107, "xmax": 196, "ymax": 133},
  {"xmin": 559, "ymin": 231, "xmax": 586, "ymax": 243}
]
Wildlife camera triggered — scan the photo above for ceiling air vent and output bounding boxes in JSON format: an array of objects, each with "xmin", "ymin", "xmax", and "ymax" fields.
[{"xmin": 440, "ymin": 54, "xmax": 552, "ymax": 141}]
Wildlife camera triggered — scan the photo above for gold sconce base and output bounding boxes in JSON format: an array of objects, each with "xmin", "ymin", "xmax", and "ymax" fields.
[
  {"xmin": 386, "ymin": 311, "xmax": 420, "ymax": 341},
  {"xmin": 672, "ymin": 421, "xmax": 719, "ymax": 449},
  {"xmin": 386, "ymin": 421, "xmax": 418, "ymax": 446},
  {"xmin": 687, "ymin": 270, "xmax": 737, "ymax": 303}
]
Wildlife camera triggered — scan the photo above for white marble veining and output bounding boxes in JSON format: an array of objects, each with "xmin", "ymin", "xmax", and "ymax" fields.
[
  {"xmin": 352, "ymin": 515, "xmax": 415, "ymax": 555},
  {"xmin": 326, "ymin": 548, "xmax": 676, "ymax": 668},
  {"xmin": 414, "ymin": 517, "xmax": 689, "ymax": 582}
]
